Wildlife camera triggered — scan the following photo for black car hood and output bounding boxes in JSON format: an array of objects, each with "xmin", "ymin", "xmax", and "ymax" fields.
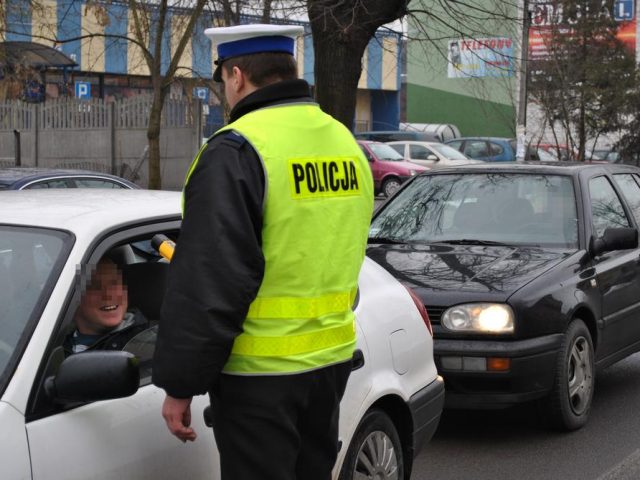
[{"xmin": 367, "ymin": 243, "xmax": 574, "ymax": 303}]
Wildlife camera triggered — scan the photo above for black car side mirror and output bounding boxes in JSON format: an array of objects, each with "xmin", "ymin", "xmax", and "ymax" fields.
[
  {"xmin": 590, "ymin": 227, "xmax": 638, "ymax": 257},
  {"xmin": 44, "ymin": 351, "xmax": 140, "ymax": 404}
]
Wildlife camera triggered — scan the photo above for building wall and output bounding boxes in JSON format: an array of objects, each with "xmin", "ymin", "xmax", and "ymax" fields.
[
  {"xmin": 2, "ymin": 1, "xmax": 402, "ymax": 131},
  {"xmin": 406, "ymin": 0, "xmax": 518, "ymax": 137}
]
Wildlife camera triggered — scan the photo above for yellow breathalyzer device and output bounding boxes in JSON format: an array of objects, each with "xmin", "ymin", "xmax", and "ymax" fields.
[{"xmin": 151, "ymin": 234, "xmax": 175, "ymax": 261}]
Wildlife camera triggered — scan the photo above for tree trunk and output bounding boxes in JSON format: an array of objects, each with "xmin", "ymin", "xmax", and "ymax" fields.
[
  {"xmin": 307, "ymin": 0, "xmax": 409, "ymax": 129},
  {"xmin": 147, "ymin": 88, "xmax": 165, "ymax": 189}
]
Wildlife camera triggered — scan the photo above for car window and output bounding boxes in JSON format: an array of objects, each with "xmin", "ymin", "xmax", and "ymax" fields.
[
  {"xmin": 368, "ymin": 143, "xmax": 404, "ymax": 162},
  {"xmin": 613, "ymin": 174, "xmax": 640, "ymax": 225},
  {"xmin": 589, "ymin": 176, "xmax": 631, "ymax": 237},
  {"xmin": 24, "ymin": 179, "xmax": 70, "ymax": 189},
  {"xmin": 489, "ymin": 142, "xmax": 504, "ymax": 155},
  {"xmin": 370, "ymin": 173, "xmax": 578, "ymax": 247},
  {"xmin": 0, "ymin": 227, "xmax": 70, "ymax": 394},
  {"xmin": 410, "ymin": 145, "xmax": 433, "ymax": 160},
  {"xmin": 430, "ymin": 143, "xmax": 468, "ymax": 160},
  {"xmin": 463, "ymin": 141, "xmax": 489, "ymax": 158},
  {"xmin": 74, "ymin": 178, "xmax": 127, "ymax": 189},
  {"xmin": 28, "ymin": 226, "xmax": 179, "ymax": 417},
  {"xmin": 447, "ymin": 140, "xmax": 462, "ymax": 151},
  {"xmin": 387, "ymin": 144, "xmax": 405, "ymax": 156}
]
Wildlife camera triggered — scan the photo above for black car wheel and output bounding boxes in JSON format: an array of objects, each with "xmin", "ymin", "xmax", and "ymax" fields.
[
  {"xmin": 539, "ymin": 318, "xmax": 594, "ymax": 431},
  {"xmin": 339, "ymin": 409, "xmax": 404, "ymax": 480},
  {"xmin": 382, "ymin": 178, "xmax": 401, "ymax": 197}
]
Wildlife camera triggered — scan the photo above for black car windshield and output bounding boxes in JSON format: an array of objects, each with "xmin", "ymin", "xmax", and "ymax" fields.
[
  {"xmin": 369, "ymin": 143, "xmax": 405, "ymax": 162},
  {"xmin": 370, "ymin": 173, "xmax": 578, "ymax": 247},
  {"xmin": 0, "ymin": 227, "xmax": 69, "ymax": 387}
]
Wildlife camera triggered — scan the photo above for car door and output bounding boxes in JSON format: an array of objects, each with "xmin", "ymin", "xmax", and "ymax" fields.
[
  {"xmin": 588, "ymin": 175, "xmax": 640, "ymax": 360},
  {"xmin": 24, "ymin": 225, "xmax": 219, "ymax": 480}
]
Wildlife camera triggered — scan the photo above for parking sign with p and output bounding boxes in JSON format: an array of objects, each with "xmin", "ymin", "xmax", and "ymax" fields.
[{"xmin": 75, "ymin": 82, "xmax": 91, "ymax": 99}]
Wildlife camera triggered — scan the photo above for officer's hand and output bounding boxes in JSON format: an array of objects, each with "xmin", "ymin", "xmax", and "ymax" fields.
[{"xmin": 162, "ymin": 394, "xmax": 197, "ymax": 442}]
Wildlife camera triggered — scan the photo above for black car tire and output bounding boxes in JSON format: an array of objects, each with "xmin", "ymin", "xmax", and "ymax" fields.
[
  {"xmin": 339, "ymin": 408, "xmax": 404, "ymax": 480},
  {"xmin": 382, "ymin": 177, "xmax": 401, "ymax": 197},
  {"xmin": 539, "ymin": 318, "xmax": 594, "ymax": 431}
]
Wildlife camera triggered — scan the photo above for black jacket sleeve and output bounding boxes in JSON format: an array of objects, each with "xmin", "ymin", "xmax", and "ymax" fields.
[{"xmin": 152, "ymin": 134, "xmax": 265, "ymax": 398}]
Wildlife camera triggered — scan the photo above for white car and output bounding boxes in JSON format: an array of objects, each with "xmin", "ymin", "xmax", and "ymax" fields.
[
  {"xmin": 0, "ymin": 190, "xmax": 444, "ymax": 480},
  {"xmin": 387, "ymin": 140, "xmax": 483, "ymax": 168}
]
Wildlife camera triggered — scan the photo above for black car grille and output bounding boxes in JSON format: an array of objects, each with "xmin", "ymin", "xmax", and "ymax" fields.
[{"xmin": 426, "ymin": 306, "xmax": 446, "ymax": 325}]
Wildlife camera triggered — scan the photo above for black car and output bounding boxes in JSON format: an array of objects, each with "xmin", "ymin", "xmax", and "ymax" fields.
[
  {"xmin": 368, "ymin": 162, "xmax": 640, "ymax": 430},
  {"xmin": 0, "ymin": 168, "xmax": 139, "ymax": 190}
]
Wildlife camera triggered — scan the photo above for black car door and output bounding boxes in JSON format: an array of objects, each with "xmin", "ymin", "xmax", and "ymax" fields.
[{"xmin": 588, "ymin": 175, "xmax": 640, "ymax": 361}]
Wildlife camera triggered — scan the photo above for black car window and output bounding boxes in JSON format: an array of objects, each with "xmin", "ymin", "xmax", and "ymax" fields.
[
  {"xmin": 613, "ymin": 174, "xmax": 640, "ymax": 225},
  {"xmin": 370, "ymin": 173, "xmax": 577, "ymax": 247},
  {"xmin": 589, "ymin": 176, "xmax": 630, "ymax": 237},
  {"xmin": 25, "ymin": 179, "xmax": 69, "ymax": 189},
  {"xmin": 74, "ymin": 178, "xmax": 127, "ymax": 189}
]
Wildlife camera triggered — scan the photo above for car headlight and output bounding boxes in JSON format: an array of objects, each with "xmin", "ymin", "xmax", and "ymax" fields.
[
  {"xmin": 409, "ymin": 170, "xmax": 418, "ymax": 176},
  {"xmin": 441, "ymin": 303, "xmax": 514, "ymax": 334}
]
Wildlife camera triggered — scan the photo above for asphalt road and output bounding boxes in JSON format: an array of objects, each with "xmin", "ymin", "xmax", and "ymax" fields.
[{"xmin": 412, "ymin": 353, "xmax": 640, "ymax": 480}]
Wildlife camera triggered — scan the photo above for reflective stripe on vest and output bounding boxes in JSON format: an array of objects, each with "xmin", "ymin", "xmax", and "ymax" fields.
[
  {"xmin": 247, "ymin": 288, "xmax": 357, "ymax": 320},
  {"xmin": 232, "ymin": 322, "xmax": 355, "ymax": 357}
]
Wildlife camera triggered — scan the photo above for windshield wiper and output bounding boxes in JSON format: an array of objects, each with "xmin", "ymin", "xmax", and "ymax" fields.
[
  {"xmin": 368, "ymin": 236, "xmax": 404, "ymax": 244},
  {"xmin": 435, "ymin": 239, "xmax": 510, "ymax": 246}
]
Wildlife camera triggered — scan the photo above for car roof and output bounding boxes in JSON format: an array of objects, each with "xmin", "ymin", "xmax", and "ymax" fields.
[
  {"xmin": 414, "ymin": 161, "xmax": 640, "ymax": 175},
  {"xmin": 446, "ymin": 137, "xmax": 513, "ymax": 141},
  {"xmin": 0, "ymin": 167, "xmax": 137, "ymax": 188},
  {"xmin": 0, "ymin": 190, "xmax": 181, "ymax": 236}
]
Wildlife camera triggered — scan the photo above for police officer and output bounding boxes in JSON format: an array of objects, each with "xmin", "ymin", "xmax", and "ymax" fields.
[{"xmin": 152, "ymin": 24, "xmax": 374, "ymax": 480}]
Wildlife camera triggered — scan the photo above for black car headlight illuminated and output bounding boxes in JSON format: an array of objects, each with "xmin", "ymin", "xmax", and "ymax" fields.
[{"xmin": 442, "ymin": 303, "xmax": 514, "ymax": 334}]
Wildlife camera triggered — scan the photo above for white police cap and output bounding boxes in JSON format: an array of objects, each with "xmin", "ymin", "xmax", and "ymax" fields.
[{"xmin": 205, "ymin": 24, "xmax": 304, "ymax": 82}]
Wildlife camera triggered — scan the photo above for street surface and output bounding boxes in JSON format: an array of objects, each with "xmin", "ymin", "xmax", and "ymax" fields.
[{"xmin": 412, "ymin": 353, "xmax": 640, "ymax": 480}]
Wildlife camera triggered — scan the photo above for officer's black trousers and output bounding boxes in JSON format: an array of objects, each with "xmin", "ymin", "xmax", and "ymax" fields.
[{"xmin": 209, "ymin": 360, "xmax": 352, "ymax": 480}]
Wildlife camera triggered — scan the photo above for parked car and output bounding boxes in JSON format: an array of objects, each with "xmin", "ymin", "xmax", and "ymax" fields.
[
  {"xmin": 386, "ymin": 141, "xmax": 483, "ymax": 168},
  {"xmin": 0, "ymin": 190, "xmax": 444, "ymax": 479},
  {"xmin": 445, "ymin": 137, "xmax": 540, "ymax": 162},
  {"xmin": 0, "ymin": 167, "xmax": 139, "ymax": 190},
  {"xmin": 368, "ymin": 161, "xmax": 640, "ymax": 431},
  {"xmin": 357, "ymin": 140, "xmax": 429, "ymax": 197},
  {"xmin": 355, "ymin": 130, "xmax": 439, "ymax": 143},
  {"xmin": 536, "ymin": 143, "xmax": 574, "ymax": 161}
]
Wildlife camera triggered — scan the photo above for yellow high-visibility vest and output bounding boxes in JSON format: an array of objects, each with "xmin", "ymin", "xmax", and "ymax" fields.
[{"xmin": 184, "ymin": 102, "xmax": 374, "ymax": 374}]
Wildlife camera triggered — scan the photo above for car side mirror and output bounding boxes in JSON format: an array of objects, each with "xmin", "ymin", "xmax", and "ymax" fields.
[
  {"xmin": 427, "ymin": 154, "xmax": 438, "ymax": 161},
  {"xmin": 44, "ymin": 351, "xmax": 140, "ymax": 404},
  {"xmin": 590, "ymin": 227, "xmax": 638, "ymax": 257}
]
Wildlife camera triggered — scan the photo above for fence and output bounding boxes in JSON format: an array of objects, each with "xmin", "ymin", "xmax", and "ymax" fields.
[{"xmin": 0, "ymin": 96, "xmax": 203, "ymax": 190}]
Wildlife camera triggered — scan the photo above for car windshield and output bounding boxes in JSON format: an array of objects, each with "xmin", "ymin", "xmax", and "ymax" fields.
[
  {"xmin": 369, "ymin": 143, "xmax": 404, "ymax": 161},
  {"xmin": 430, "ymin": 143, "xmax": 469, "ymax": 160},
  {"xmin": 0, "ymin": 227, "xmax": 69, "ymax": 385},
  {"xmin": 370, "ymin": 173, "xmax": 578, "ymax": 248}
]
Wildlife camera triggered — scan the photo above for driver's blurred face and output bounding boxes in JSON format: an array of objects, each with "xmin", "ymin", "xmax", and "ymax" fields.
[{"xmin": 74, "ymin": 259, "xmax": 128, "ymax": 335}]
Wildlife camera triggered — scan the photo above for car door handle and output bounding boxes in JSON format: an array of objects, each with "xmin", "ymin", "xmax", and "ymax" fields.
[{"xmin": 352, "ymin": 349, "xmax": 365, "ymax": 371}]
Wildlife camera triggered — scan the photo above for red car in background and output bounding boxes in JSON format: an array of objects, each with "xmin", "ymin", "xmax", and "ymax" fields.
[{"xmin": 357, "ymin": 140, "xmax": 428, "ymax": 197}]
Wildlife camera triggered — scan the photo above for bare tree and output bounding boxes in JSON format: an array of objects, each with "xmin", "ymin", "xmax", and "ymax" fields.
[{"xmin": 527, "ymin": 0, "xmax": 636, "ymax": 161}]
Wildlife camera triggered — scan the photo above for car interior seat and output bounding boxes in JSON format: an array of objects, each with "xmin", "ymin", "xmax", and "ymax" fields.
[{"xmin": 122, "ymin": 262, "xmax": 169, "ymax": 322}]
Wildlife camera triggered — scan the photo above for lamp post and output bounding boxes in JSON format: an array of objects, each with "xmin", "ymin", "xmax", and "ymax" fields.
[{"xmin": 515, "ymin": 0, "xmax": 530, "ymax": 161}]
